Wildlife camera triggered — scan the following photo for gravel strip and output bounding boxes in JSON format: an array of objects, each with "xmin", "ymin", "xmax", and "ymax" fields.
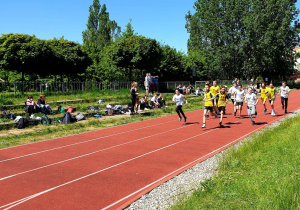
[{"xmin": 124, "ymin": 109, "xmax": 300, "ymax": 210}]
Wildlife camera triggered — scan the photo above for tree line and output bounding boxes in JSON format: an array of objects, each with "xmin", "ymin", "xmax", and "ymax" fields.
[{"xmin": 1, "ymin": 0, "xmax": 299, "ymax": 84}]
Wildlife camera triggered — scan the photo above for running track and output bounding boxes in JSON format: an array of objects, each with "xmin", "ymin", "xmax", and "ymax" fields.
[{"xmin": 0, "ymin": 90, "xmax": 299, "ymax": 210}]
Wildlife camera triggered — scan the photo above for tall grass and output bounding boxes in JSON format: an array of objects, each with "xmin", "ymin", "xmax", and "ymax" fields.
[{"xmin": 172, "ymin": 115, "xmax": 300, "ymax": 209}]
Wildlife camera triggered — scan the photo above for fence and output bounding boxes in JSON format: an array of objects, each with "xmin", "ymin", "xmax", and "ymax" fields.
[{"xmin": 0, "ymin": 81, "xmax": 191, "ymax": 95}]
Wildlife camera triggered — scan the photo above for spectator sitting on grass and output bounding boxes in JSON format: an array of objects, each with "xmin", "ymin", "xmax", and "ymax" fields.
[
  {"xmin": 150, "ymin": 93, "xmax": 160, "ymax": 108},
  {"xmin": 37, "ymin": 95, "xmax": 50, "ymax": 114},
  {"xmin": 195, "ymin": 87, "xmax": 204, "ymax": 96},
  {"xmin": 140, "ymin": 95, "xmax": 150, "ymax": 110},
  {"xmin": 158, "ymin": 93, "xmax": 167, "ymax": 108},
  {"xmin": 25, "ymin": 95, "xmax": 37, "ymax": 115}
]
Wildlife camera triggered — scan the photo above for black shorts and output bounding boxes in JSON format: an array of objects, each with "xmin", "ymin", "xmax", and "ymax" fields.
[
  {"xmin": 236, "ymin": 102, "xmax": 243, "ymax": 106},
  {"xmin": 204, "ymin": 106, "xmax": 213, "ymax": 112},
  {"xmin": 218, "ymin": 106, "xmax": 225, "ymax": 112},
  {"xmin": 269, "ymin": 98, "xmax": 275, "ymax": 103}
]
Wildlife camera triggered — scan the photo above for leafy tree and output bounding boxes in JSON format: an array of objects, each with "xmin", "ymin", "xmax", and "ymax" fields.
[{"xmin": 186, "ymin": 0, "xmax": 300, "ymax": 80}]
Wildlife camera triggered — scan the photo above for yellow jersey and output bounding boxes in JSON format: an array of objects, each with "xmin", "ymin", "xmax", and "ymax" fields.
[
  {"xmin": 204, "ymin": 91, "xmax": 214, "ymax": 107},
  {"xmin": 216, "ymin": 93, "xmax": 228, "ymax": 107},
  {"xmin": 210, "ymin": 86, "xmax": 220, "ymax": 97},
  {"xmin": 267, "ymin": 87, "xmax": 276, "ymax": 100},
  {"xmin": 260, "ymin": 88, "xmax": 268, "ymax": 100}
]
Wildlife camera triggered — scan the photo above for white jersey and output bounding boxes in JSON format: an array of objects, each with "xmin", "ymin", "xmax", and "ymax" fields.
[
  {"xmin": 172, "ymin": 94, "xmax": 184, "ymax": 106},
  {"xmin": 228, "ymin": 86, "xmax": 237, "ymax": 99},
  {"xmin": 280, "ymin": 86, "xmax": 290, "ymax": 98},
  {"xmin": 235, "ymin": 90, "xmax": 245, "ymax": 102},
  {"xmin": 245, "ymin": 93, "xmax": 257, "ymax": 106}
]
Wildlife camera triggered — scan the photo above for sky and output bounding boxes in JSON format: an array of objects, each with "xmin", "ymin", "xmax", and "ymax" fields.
[
  {"xmin": 1, "ymin": 1, "xmax": 300, "ymax": 54},
  {"xmin": 0, "ymin": 0, "xmax": 196, "ymax": 53}
]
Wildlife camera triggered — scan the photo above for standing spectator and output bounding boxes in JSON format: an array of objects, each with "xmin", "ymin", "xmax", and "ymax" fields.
[
  {"xmin": 144, "ymin": 73, "xmax": 150, "ymax": 95},
  {"xmin": 130, "ymin": 82, "xmax": 138, "ymax": 115},
  {"xmin": 265, "ymin": 77, "xmax": 269, "ymax": 85},
  {"xmin": 25, "ymin": 95, "xmax": 37, "ymax": 115},
  {"xmin": 37, "ymin": 95, "xmax": 50, "ymax": 113},
  {"xmin": 134, "ymin": 82, "xmax": 140, "ymax": 112},
  {"xmin": 153, "ymin": 77, "xmax": 159, "ymax": 92},
  {"xmin": 148, "ymin": 73, "xmax": 153, "ymax": 94},
  {"xmin": 45, "ymin": 83, "xmax": 49, "ymax": 92}
]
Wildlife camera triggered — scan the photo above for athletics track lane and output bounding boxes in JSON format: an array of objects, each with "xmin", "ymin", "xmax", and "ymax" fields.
[{"xmin": 0, "ymin": 90, "xmax": 299, "ymax": 209}]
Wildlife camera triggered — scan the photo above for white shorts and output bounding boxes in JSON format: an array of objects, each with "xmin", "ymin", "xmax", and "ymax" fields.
[{"xmin": 247, "ymin": 105, "xmax": 256, "ymax": 115}]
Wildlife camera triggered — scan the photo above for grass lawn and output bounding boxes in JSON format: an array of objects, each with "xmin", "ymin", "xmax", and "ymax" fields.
[{"xmin": 172, "ymin": 114, "xmax": 300, "ymax": 210}]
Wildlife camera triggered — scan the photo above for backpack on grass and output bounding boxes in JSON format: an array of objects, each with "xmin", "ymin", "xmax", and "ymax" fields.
[
  {"xmin": 75, "ymin": 113, "xmax": 85, "ymax": 121},
  {"xmin": 41, "ymin": 114, "xmax": 51, "ymax": 125}
]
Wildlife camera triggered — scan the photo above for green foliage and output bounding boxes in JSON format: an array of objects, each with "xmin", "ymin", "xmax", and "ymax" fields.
[{"xmin": 186, "ymin": 0, "xmax": 300, "ymax": 80}]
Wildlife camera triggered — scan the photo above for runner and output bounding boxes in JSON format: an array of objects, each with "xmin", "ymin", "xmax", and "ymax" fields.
[
  {"xmin": 202, "ymin": 83, "xmax": 218, "ymax": 128},
  {"xmin": 228, "ymin": 81, "xmax": 238, "ymax": 116},
  {"xmin": 259, "ymin": 82, "xmax": 268, "ymax": 114},
  {"xmin": 267, "ymin": 82, "xmax": 277, "ymax": 115},
  {"xmin": 210, "ymin": 81, "xmax": 220, "ymax": 114},
  {"xmin": 279, "ymin": 81, "xmax": 290, "ymax": 114},
  {"xmin": 245, "ymin": 87, "xmax": 259, "ymax": 125},
  {"xmin": 215, "ymin": 86, "xmax": 229, "ymax": 127},
  {"xmin": 235, "ymin": 84, "xmax": 245, "ymax": 118},
  {"xmin": 172, "ymin": 88, "xmax": 188, "ymax": 123}
]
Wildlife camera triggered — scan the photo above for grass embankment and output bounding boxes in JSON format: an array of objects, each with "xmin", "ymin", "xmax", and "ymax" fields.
[
  {"xmin": 172, "ymin": 114, "xmax": 300, "ymax": 209},
  {"xmin": 0, "ymin": 90, "xmax": 204, "ymax": 149}
]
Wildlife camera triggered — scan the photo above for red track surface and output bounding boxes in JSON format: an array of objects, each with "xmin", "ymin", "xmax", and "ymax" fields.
[{"xmin": 0, "ymin": 90, "xmax": 299, "ymax": 210}]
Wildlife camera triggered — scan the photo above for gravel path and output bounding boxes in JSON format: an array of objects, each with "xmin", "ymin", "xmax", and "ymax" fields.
[{"xmin": 125, "ymin": 109, "xmax": 300, "ymax": 210}]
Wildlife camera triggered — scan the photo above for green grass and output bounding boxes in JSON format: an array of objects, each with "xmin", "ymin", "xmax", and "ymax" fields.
[{"xmin": 172, "ymin": 115, "xmax": 300, "ymax": 210}]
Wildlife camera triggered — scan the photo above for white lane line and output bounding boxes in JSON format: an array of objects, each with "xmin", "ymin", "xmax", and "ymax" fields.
[
  {"xmin": 0, "ymin": 120, "xmax": 200, "ymax": 181},
  {"xmin": 0, "ymin": 114, "xmax": 203, "ymax": 163},
  {"xmin": 102, "ymin": 108, "xmax": 299, "ymax": 210},
  {"xmin": 0, "ymin": 127, "xmax": 221, "ymax": 210}
]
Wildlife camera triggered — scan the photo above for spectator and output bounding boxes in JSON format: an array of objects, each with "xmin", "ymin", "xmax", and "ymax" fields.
[
  {"xmin": 149, "ymin": 73, "xmax": 154, "ymax": 94},
  {"xmin": 195, "ymin": 87, "xmax": 203, "ymax": 96},
  {"xmin": 140, "ymin": 95, "xmax": 150, "ymax": 110},
  {"xmin": 144, "ymin": 73, "xmax": 150, "ymax": 95},
  {"xmin": 158, "ymin": 93, "xmax": 167, "ymax": 108},
  {"xmin": 25, "ymin": 95, "xmax": 37, "ymax": 115},
  {"xmin": 134, "ymin": 82, "xmax": 140, "ymax": 112},
  {"xmin": 177, "ymin": 84, "xmax": 183, "ymax": 94},
  {"xmin": 150, "ymin": 93, "xmax": 160, "ymax": 108},
  {"xmin": 182, "ymin": 85, "xmax": 187, "ymax": 94},
  {"xmin": 130, "ymin": 82, "xmax": 138, "ymax": 115},
  {"xmin": 153, "ymin": 77, "xmax": 159, "ymax": 92},
  {"xmin": 37, "ymin": 95, "xmax": 50, "ymax": 114}
]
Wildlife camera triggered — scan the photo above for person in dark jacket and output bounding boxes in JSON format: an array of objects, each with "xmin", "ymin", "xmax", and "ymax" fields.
[{"xmin": 130, "ymin": 82, "xmax": 138, "ymax": 115}]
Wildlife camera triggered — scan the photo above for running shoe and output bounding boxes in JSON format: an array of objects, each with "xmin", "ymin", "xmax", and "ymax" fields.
[
  {"xmin": 252, "ymin": 121, "xmax": 256, "ymax": 125},
  {"xmin": 179, "ymin": 117, "xmax": 182, "ymax": 122},
  {"xmin": 282, "ymin": 105, "xmax": 284, "ymax": 110},
  {"xmin": 219, "ymin": 122, "xmax": 222, "ymax": 127},
  {"xmin": 184, "ymin": 117, "xmax": 187, "ymax": 123},
  {"xmin": 234, "ymin": 112, "xmax": 236, "ymax": 116},
  {"xmin": 264, "ymin": 109, "xmax": 267, "ymax": 114},
  {"xmin": 285, "ymin": 110, "xmax": 287, "ymax": 114},
  {"xmin": 202, "ymin": 124, "xmax": 206, "ymax": 128}
]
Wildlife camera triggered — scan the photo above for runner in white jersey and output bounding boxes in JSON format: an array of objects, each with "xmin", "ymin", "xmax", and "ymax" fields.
[
  {"xmin": 235, "ymin": 85, "xmax": 245, "ymax": 118},
  {"xmin": 172, "ymin": 89, "xmax": 188, "ymax": 122},
  {"xmin": 245, "ymin": 87, "xmax": 258, "ymax": 125},
  {"xmin": 279, "ymin": 81, "xmax": 290, "ymax": 114},
  {"xmin": 228, "ymin": 81, "xmax": 238, "ymax": 116}
]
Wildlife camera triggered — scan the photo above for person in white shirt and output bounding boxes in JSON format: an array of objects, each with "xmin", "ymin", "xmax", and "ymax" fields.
[
  {"xmin": 279, "ymin": 81, "xmax": 290, "ymax": 114},
  {"xmin": 235, "ymin": 85, "xmax": 245, "ymax": 118},
  {"xmin": 150, "ymin": 93, "xmax": 160, "ymax": 108},
  {"xmin": 144, "ymin": 73, "xmax": 150, "ymax": 95},
  {"xmin": 172, "ymin": 89, "xmax": 188, "ymax": 122},
  {"xmin": 245, "ymin": 87, "xmax": 259, "ymax": 125},
  {"xmin": 228, "ymin": 81, "xmax": 238, "ymax": 116}
]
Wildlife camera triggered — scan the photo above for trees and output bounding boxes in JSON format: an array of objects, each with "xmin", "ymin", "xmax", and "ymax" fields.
[{"xmin": 186, "ymin": 0, "xmax": 300, "ymax": 80}]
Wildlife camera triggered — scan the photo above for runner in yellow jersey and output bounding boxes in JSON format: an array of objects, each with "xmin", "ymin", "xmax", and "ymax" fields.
[
  {"xmin": 260, "ymin": 82, "xmax": 268, "ymax": 114},
  {"xmin": 210, "ymin": 81, "xmax": 220, "ymax": 114},
  {"xmin": 202, "ymin": 83, "xmax": 218, "ymax": 128},
  {"xmin": 215, "ymin": 86, "xmax": 229, "ymax": 127},
  {"xmin": 267, "ymin": 82, "xmax": 277, "ymax": 115}
]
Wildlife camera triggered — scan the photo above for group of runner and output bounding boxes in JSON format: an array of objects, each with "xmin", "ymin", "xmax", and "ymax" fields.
[{"xmin": 173, "ymin": 80, "xmax": 290, "ymax": 128}]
